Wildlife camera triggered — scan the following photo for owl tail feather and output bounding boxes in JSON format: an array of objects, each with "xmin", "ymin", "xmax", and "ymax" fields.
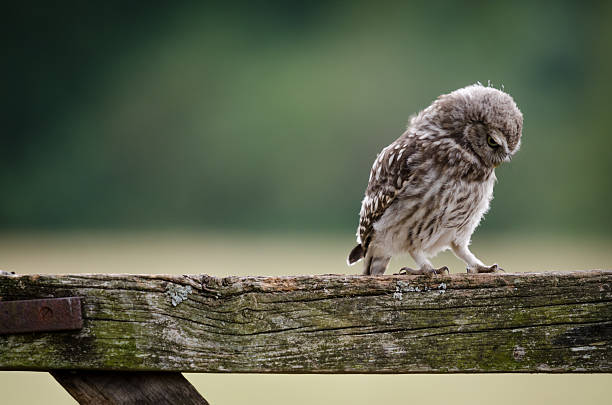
[{"xmin": 347, "ymin": 244, "xmax": 364, "ymax": 265}]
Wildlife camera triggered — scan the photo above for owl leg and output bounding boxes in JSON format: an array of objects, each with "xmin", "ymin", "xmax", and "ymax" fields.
[
  {"xmin": 396, "ymin": 251, "xmax": 449, "ymax": 276},
  {"xmin": 451, "ymin": 242, "xmax": 504, "ymax": 274},
  {"xmin": 363, "ymin": 247, "xmax": 391, "ymax": 275}
]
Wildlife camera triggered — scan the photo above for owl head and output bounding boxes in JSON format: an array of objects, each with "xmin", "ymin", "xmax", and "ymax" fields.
[{"xmin": 435, "ymin": 84, "xmax": 523, "ymax": 169}]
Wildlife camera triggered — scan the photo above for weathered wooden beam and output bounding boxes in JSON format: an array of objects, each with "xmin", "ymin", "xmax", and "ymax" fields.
[
  {"xmin": 51, "ymin": 371, "xmax": 209, "ymax": 405},
  {"xmin": 0, "ymin": 271, "xmax": 611, "ymax": 373}
]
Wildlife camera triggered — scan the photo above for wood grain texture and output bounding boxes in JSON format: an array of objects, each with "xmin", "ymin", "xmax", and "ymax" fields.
[
  {"xmin": 51, "ymin": 371, "xmax": 209, "ymax": 405},
  {"xmin": 1, "ymin": 271, "xmax": 611, "ymax": 373}
]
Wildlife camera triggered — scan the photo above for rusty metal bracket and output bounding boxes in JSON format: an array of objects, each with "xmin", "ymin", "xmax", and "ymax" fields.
[{"xmin": 0, "ymin": 297, "xmax": 83, "ymax": 334}]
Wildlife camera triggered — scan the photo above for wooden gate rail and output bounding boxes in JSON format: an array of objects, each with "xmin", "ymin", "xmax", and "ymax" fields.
[{"xmin": 1, "ymin": 270, "xmax": 611, "ymax": 403}]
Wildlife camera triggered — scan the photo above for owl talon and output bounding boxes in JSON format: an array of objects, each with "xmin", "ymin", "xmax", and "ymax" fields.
[
  {"xmin": 467, "ymin": 264, "xmax": 504, "ymax": 274},
  {"xmin": 395, "ymin": 266, "xmax": 448, "ymax": 276}
]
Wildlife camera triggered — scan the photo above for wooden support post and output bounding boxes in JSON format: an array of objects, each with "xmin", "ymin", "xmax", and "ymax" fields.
[{"xmin": 51, "ymin": 371, "xmax": 209, "ymax": 405}]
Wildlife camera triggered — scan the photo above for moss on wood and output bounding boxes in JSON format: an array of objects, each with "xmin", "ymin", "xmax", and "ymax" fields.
[{"xmin": 0, "ymin": 271, "xmax": 611, "ymax": 373}]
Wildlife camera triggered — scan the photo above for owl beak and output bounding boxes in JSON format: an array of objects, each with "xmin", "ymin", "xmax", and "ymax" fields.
[{"xmin": 494, "ymin": 155, "xmax": 511, "ymax": 168}]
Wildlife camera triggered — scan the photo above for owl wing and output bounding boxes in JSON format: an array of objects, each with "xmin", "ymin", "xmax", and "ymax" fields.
[{"xmin": 349, "ymin": 136, "xmax": 416, "ymax": 263}]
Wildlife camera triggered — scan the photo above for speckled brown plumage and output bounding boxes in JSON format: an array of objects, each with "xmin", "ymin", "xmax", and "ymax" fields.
[{"xmin": 348, "ymin": 84, "xmax": 523, "ymax": 275}]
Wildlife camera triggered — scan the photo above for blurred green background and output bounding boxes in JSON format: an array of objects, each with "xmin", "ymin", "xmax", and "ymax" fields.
[
  {"xmin": 3, "ymin": 0, "xmax": 611, "ymax": 233},
  {"xmin": 2, "ymin": 1, "xmax": 611, "ymax": 404}
]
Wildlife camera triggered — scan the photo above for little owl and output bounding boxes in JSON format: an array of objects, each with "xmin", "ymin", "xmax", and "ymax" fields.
[{"xmin": 348, "ymin": 84, "xmax": 523, "ymax": 275}]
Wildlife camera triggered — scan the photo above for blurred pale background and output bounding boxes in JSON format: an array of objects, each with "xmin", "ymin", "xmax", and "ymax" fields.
[{"xmin": 2, "ymin": 1, "xmax": 611, "ymax": 404}]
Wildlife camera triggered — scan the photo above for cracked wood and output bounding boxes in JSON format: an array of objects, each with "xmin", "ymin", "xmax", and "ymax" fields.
[{"xmin": 0, "ymin": 271, "xmax": 611, "ymax": 373}]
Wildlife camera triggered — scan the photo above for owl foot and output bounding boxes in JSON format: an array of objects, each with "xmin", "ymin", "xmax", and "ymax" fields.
[
  {"xmin": 466, "ymin": 264, "xmax": 504, "ymax": 274},
  {"xmin": 396, "ymin": 266, "xmax": 449, "ymax": 276}
]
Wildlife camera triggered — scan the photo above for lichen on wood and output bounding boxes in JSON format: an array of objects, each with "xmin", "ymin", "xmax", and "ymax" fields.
[
  {"xmin": 165, "ymin": 284, "xmax": 192, "ymax": 306},
  {"xmin": 0, "ymin": 271, "xmax": 611, "ymax": 373}
]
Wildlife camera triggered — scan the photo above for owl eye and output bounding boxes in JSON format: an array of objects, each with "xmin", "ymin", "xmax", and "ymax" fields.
[{"xmin": 487, "ymin": 135, "xmax": 499, "ymax": 148}]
